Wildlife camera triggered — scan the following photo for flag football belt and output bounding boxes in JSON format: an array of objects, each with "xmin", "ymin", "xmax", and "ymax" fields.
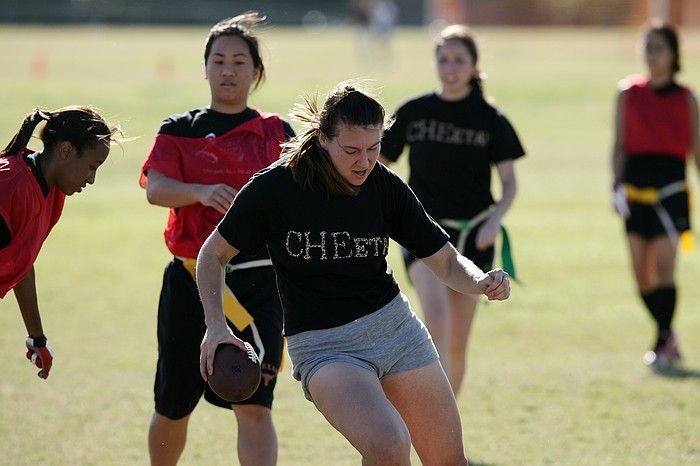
[
  {"xmin": 438, "ymin": 205, "xmax": 518, "ymax": 280},
  {"xmin": 176, "ymin": 257, "xmax": 273, "ymax": 331},
  {"xmin": 624, "ymin": 180, "xmax": 694, "ymax": 252}
]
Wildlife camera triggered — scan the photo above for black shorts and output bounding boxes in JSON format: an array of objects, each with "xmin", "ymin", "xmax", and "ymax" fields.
[
  {"xmin": 625, "ymin": 191, "xmax": 690, "ymax": 239},
  {"xmin": 402, "ymin": 221, "xmax": 494, "ymax": 272},
  {"xmin": 153, "ymin": 259, "xmax": 283, "ymax": 419},
  {"xmin": 623, "ymin": 155, "xmax": 690, "ymax": 239}
]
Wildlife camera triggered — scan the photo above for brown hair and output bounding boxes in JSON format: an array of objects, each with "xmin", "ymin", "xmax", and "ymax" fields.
[
  {"xmin": 437, "ymin": 24, "xmax": 483, "ymax": 96},
  {"xmin": 204, "ymin": 11, "xmax": 266, "ymax": 90},
  {"xmin": 283, "ymin": 84, "xmax": 390, "ymax": 196},
  {"xmin": 646, "ymin": 21, "xmax": 681, "ymax": 75},
  {"xmin": 1, "ymin": 106, "xmax": 118, "ymax": 158}
]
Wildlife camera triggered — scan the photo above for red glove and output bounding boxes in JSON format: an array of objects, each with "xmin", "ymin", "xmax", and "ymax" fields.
[{"xmin": 25, "ymin": 335, "xmax": 54, "ymax": 379}]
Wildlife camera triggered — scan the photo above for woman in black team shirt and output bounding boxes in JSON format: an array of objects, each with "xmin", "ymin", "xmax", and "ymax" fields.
[
  {"xmin": 380, "ymin": 25, "xmax": 525, "ymax": 395},
  {"xmin": 197, "ymin": 83, "xmax": 510, "ymax": 465}
]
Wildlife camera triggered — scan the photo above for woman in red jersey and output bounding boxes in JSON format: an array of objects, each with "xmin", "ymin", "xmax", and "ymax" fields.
[
  {"xmin": 0, "ymin": 106, "xmax": 117, "ymax": 379},
  {"xmin": 140, "ymin": 13, "xmax": 293, "ymax": 466},
  {"xmin": 611, "ymin": 22, "xmax": 700, "ymax": 367}
]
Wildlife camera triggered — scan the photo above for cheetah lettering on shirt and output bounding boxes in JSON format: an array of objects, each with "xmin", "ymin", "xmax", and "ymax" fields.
[
  {"xmin": 285, "ymin": 230, "xmax": 389, "ymax": 260},
  {"xmin": 406, "ymin": 119, "xmax": 491, "ymax": 147}
]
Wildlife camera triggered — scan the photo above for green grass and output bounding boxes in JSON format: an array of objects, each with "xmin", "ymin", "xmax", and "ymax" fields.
[{"xmin": 1, "ymin": 25, "xmax": 699, "ymax": 465}]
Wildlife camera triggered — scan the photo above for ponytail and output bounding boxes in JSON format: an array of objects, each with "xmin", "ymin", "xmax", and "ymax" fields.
[
  {"xmin": 1, "ymin": 108, "xmax": 51, "ymax": 157},
  {"xmin": 283, "ymin": 84, "xmax": 389, "ymax": 196},
  {"xmin": 1, "ymin": 106, "xmax": 118, "ymax": 159},
  {"xmin": 284, "ymin": 95, "xmax": 358, "ymax": 196}
]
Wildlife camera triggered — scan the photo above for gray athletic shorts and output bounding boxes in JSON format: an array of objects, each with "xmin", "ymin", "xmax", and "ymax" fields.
[{"xmin": 287, "ymin": 293, "xmax": 438, "ymax": 402}]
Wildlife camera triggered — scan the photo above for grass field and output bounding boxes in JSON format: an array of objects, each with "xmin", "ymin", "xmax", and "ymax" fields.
[{"xmin": 1, "ymin": 24, "xmax": 699, "ymax": 465}]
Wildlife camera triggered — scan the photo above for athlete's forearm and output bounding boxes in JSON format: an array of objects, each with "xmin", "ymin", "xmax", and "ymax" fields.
[
  {"xmin": 689, "ymin": 94, "xmax": 700, "ymax": 175},
  {"xmin": 196, "ymin": 232, "xmax": 239, "ymax": 331},
  {"xmin": 197, "ymin": 251, "xmax": 228, "ymax": 331},
  {"xmin": 612, "ymin": 148, "xmax": 626, "ymax": 187},
  {"xmin": 447, "ymin": 254, "xmax": 487, "ymax": 294},
  {"xmin": 14, "ymin": 267, "xmax": 44, "ymax": 337},
  {"xmin": 423, "ymin": 243, "xmax": 485, "ymax": 295},
  {"xmin": 491, "ymin": 176, "xmax": 516, "ymax": 224},
  {"xmin": 146, "ymin": 172, "xmax": 206, "ymax": 208},
  {"xmin": 612, "ymin": 90, "xmax": 627, "ymax": 186},
  {"xmin": 490, "ymin": 161, "xmax": 517, "ymax": 225}
]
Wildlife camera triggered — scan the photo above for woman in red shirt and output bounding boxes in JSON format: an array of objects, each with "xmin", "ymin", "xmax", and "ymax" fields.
[
  {"xmin": 140, "ymin": 13, "xmax": 292, "ymax": 466},
  {"xmin": 0, "ymin": 106, "xmax": 116, "ymax": 379},
  {"xmin": 611, "ymin": 22, "xmax": 700, "ymax": 367}
]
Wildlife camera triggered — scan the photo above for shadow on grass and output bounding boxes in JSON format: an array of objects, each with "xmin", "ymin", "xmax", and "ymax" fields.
[
  {"xmin": 651, "ymin": 364, "xmax": 700, "ymax": 379},
  {"xmin": 468, "ymin": 462, "xmax": 497, "ymax": 466}
]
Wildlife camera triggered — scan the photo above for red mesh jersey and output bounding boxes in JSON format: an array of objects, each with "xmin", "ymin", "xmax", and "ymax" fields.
[
  {"xmin": 140, "ymin": 111, "xmax": 285, "ymax": 258},
  {"xmin": 0, "ymin": 152, "xmax": 65, "ymax": 297},
  {"xmin": 623, "ymin": 75, "xmax": 692, "ymax": 161}
]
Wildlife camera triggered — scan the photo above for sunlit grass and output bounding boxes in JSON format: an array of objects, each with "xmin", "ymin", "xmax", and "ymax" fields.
[{"xmin": 0, "ymin": 25, "xmax": 699, "ymax": 465}]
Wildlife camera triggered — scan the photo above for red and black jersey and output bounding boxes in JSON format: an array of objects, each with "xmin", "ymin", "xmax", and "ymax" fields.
[
  {"xmin": 140, "ymin": 107, "xmax": 294, "ymax": 261},
  {"xmin": 0, "ymin": 151, "xmax": 65, "ymax": 297},
  {"xmin": 623, "ymin": 75, "xmax": 692, "ymax": 161}
]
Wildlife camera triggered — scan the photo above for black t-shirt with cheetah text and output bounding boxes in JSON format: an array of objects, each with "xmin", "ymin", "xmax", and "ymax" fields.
[
  {"xmin": 217, "ymin": 159, "xmax": 449, "ymax": 335},
  {"xmin": 381, "ymin": 92, "xmax": 525, "ymax": 219}
]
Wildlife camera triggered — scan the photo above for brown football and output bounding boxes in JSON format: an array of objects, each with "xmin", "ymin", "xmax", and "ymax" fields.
[{"xmin": 208, "ymin": 342, "xmax": 261, "ymax": 402}]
